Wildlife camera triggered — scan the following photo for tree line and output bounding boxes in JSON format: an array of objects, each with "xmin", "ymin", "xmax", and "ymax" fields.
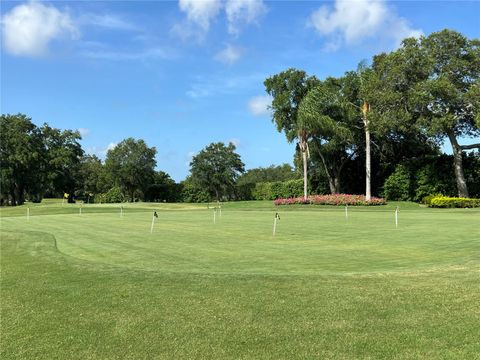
[{"xmin": 1, "ymin": 29, "xmax": 478, "ymax": 206}]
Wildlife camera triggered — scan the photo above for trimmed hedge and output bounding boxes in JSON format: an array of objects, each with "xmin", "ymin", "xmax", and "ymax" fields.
[
  {"xmin": 429, "ymin": 196, "xmax": 480, "ymax": 208},
  {"xmin": 252, "ymin": 179, "xmax": 304, "ymax": 200},
  {"xmin": 274, "ymin": 194, "xmax": 386, "ymax": 206}
]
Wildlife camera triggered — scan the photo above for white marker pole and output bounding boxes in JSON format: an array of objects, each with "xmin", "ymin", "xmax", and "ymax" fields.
[
  {"xmin": 79, "ymin": 205, "xmax": 82, "ymax": 216},
  {"xmin": 213, "ymin": 209, "xmax": 216, "ymax": 224},
  {"xmin": 27, "ymin": 207, "xmax": 30, "ymax": 221},
  {"xmin": 150, "ymin": 213, "xmax": 156, "ymax": 234},
  {"xmin": 120, "ymin": 206, "xmax": 123, "ymax": 218},
  {"xmin": 345, "ymin": 205, "xmax": 348, "ymax": 221},
  {"xmin": 395, "ymin": 207, "xmax": 399, "ymax": 228},
  {"xmin": 273, "ymin": 216, "xmax": 277, "ymax": 236}
]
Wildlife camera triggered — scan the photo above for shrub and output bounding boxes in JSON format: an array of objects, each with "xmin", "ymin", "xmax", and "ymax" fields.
[
  {"xmin": 413, "ymin": 163, "xmax": 455, "ymax": 202},
  {"xmin": 274, "ymin": 194, "xmax": 386, "ymax": 206},
  {"xmin": 383, "ymin": 165, "xmax": 411, "ymax": 201},
  {"xmin": 181, "ymin": 183, "xmax": 210, "ymax": 203},
  {"xmin": 96, "ymin": 186, "xmax": 125, "ymax": 203},
  {"xmin": 252, "ymin": 182, "xmax": 272, "ymax": 200},
  {"xmin": 429, "ymin": 196, "xmax": 480, "ymax": 208}
]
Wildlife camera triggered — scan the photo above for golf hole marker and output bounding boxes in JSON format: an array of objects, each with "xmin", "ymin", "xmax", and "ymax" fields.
[
  {"xmin": 150, "ymin": 211, "xmax": 158, "ymax": 234},
  {"xmin": 213, "ymin": 208, "xmax": 217, "ymax": 224},
  {"xmin": 395, "ymin": 206, "xmax": 399, "ymax": 228},
  {"xmin": 27, "ymin": 207, "xmax": 30, "ymax": 221},
  {"xmin": 345, "ymin": 205, "xmax": 348, "ymax": 221},
  {"xmin": 273, "ymin": 212, "xmax": 280, "ymax": 236},
  {"xmin": 120, "ymin": 206, "xmax": 123, "ymax": 218}
]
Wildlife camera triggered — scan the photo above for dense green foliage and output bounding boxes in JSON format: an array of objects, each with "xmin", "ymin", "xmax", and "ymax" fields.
[
  {"xmin": 105, "ymin": 138, "xmax": 157, "ymax": 202},
  {"xmin": 0, "ymin": 114, "xmax": 83, "ymax": 205},
  {"xmin": 237, "ymin": 164, "xmax": 298, "ymax": 185},
  {"xmin": 2, "ymin": 201, "xmax": 479, "ymax": 358},
  {"xmin": 383, "ymin": 165, "xmax": 411, "ymax": 201},
  {"xmin": 189, "ymin": 142, "xmax": 245, "ymax": 201}
]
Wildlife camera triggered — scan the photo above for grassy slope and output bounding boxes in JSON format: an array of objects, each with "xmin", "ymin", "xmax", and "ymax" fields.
[{"xmin": 1, "ymin": 201, "xmax": 479, "ymax": 359}]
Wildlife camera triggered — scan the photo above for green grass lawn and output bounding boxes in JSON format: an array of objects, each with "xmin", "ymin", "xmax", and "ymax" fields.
[{"xmin": 1, "ymin": 200, "xmax": 479, "ymax": 359}]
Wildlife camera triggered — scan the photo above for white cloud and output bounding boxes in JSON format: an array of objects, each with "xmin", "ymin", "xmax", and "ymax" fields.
[
  {"xmin": 77, "ymin": 128, "xmax": 90, "ymax": 137},
  {"xmin": 2, "ymin": 1, "xmax": 78, "ymax": 57},
  {"xmin": 309, "ymin": 0, "xmax": 422, "ymax": 50},
  {"xmin": 225, "ymin": 0, "xmax": 267, "ymax": 35},
  {"xmin": 214, "ymin": 44, "xmax": 243, "ymax": 65},
  {"xmin": 248, "ymin": 95, "xmax": 272, "ymax": 117},
  {"xmin": 173, "ymin": 0, "xmax": 266, "ymax": 40},
  {"xmin": 178, "ymin": 0, "xmax": 222, "ymax": 31}
]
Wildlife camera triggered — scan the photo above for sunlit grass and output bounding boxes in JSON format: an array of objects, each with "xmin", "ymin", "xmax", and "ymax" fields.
[{"xmin": 1, "ymin": 201, "xmax": 479, "ymax": 359}]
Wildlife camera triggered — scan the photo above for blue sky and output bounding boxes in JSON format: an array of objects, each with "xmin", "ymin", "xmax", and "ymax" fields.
[{"xmin": 2, "ymin": 0, "xmax": 479, "ymax": 181}]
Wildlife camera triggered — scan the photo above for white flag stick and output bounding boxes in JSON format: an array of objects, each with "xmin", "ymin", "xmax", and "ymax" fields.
[
  {"xmin": 79, "ymin": 206, "xmax": 82, "ymax": 215},
  {"xmin": 120, "ymin": 206, "xmax": 123, "ymax": 218},
  {"xmin": 345, "ymin": 205, "xmax": 348, "ymax": 221},
  {"xmin": 213, "ymin": 209, "xmax": 216, "ymax": 224},
  {"xmin": 395, "ymin": 207, "xmax": 399, "ymax": 228},
  {"xmin": 273, "ymin": 216, "xmax": 277, "ymax": 236},
  {"xmin": 150, "ymin": 213, "xmax": 156, "ymax": 234},
  {"xmin": 27, "ymin": 207, "xmax": 30, "ymax": 221}
]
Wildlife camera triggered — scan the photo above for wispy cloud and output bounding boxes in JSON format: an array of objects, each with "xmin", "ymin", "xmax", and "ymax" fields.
[
  {"xmin": 77, "ymin": 128, "xmax": 91, "ymax": 137},
  {"xmin": 172, "ymin": 0, "xmax": 222, "ymax": 41},
  {"xmin": 214, "ymin": 44, "xmax": 244, "ymax": 65},
  {"xmin": 186, "ymin": 72, "xmax": 265, "ymax": 99},
  {"xmin": 80, "ymin": 47, "xmax": 177, "ymax": 61},
  {"xmin": 1, "ymin": 0, "xmax": 78, "ymax": 57},
  {"xmin": 309, "ymin": 0, "xmax": 422, "ymax": 51},
  {"xmin": 80, "ymin": 13, "xmax": 139, "ymax": 31},
  {"xmin": 225, "ymin": 0, "xmax": 267, "ymax": 36},
  {"xmin": 86, "ymin": 142, "xmax": 117, "ymax": 158},
  {"xmin": 248, "ymin": 95, "xmax": 272, "ymax": 117},
  {"xmin": 172, "ymin": 0, "xmax": 267, "ymax": 41}
]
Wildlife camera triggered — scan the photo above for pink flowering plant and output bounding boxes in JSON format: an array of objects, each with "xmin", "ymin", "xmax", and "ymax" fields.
[{"xmin": 274, "ymin": 194, "xmax": 386, "ymax": 206}]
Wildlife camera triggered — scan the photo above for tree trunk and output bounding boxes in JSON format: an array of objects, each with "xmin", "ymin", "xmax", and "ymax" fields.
[
  {"xmin": 302, "ymin": 148, "xmax": 308, "ymax": 199},
  {"xmin": 447, "ymin": 130, "xmax": 469, "ymax": 198},
  {"xmin": 363, "ymin": 102, "xmax": 371, "ymax": 201}
]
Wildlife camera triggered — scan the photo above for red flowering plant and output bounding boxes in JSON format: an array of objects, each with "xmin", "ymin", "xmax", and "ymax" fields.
[{"xmin": 273, "ymin": 194, "xmax": 386, "ymax": 206}]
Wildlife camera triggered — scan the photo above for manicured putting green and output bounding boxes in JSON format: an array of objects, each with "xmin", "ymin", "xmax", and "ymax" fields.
[{"xmin": 2, "ymin": 202, "xmax": 478, "ymax": 274}]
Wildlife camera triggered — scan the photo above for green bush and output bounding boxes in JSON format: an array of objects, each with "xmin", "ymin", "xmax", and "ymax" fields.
[
  {"xmin": 429, "ymin": 196, "xmax": 480, "ymax": 208},
  {"xmin": 252, "ymin": 182, "xmax": 272, "ymax": 200},
  {"xmin": 414, "ymin": 164, "xmax": 455, "ymax": 202},
  {"xmin": 283, "ymin": 179, "xmax": 304, "ymax": 198},
  {"xmin": 383, "ymin": 165, "xmax": 411, "ymax": 201},
  {"xmin": 181, "ymin": 183, "xmax": 210, "ymax": 203},
  {"xmin": 421, "ymin": 193, "xmax": 444, "ymax": 206}
]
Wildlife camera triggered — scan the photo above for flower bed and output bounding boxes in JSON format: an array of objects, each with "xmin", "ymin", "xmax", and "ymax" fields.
[{"xmin": 274, "ymin": 194, "xmax": 387, "ymax": 206}]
